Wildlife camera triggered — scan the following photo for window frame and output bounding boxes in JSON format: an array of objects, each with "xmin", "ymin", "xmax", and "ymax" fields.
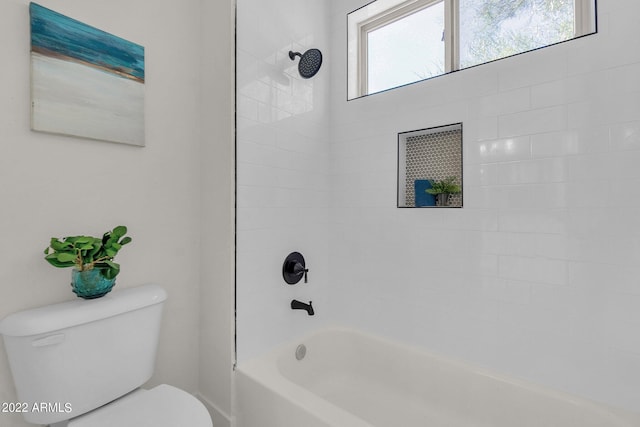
[
  {"xmin": 357, "ymin": 0, "xmax": 447, "ymax": 96},
  {"xmin": 349, "ymin": 0, "xmax": 596, "ymax": 99}
]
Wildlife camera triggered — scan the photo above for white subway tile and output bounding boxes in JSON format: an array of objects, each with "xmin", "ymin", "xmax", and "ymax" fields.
[
  {"xmin": 610, "ymin": 121, "xmax": 640, "ymax": 151},
  {"xmin": 464, "ymin": 185, "xmax": 500, "ymax": 209},
  {"xmin": 468, "ymin": 136, "xmax": 531, "ymax": 164},
  {"xmin": 237, "ymin": 121, "xmax": 278, "ymax": 146},
  {"xmin": 464, "ymin": 163, "xmax": 500, "ymax": 186},
  {"xmin": 482, "ymin": 277, "xmax": 531, "ymax": 305},
  {"xmin": 564, "ymin": 181, "xmax": 610, "ymax": 208},
  {"xmin": 239, "ymin": 79, "xmax": 272, "ymax": 104},
  {"xmin": 503, "ymin": 232, "xmax": 559, "ymax": 259},
  {"xmin": 498, "ymin": 106, "xmax": 567, "ymax": 138},
  {"xmin": 608, "ymin": 150, "xmax": 640, "ymax": 181},
  {"xmin": 498, "ymin": 209, "xmax": 568, "ymax": 234},
  {"xmin": 237, "ymin": 95, "xmax": 260, "ymax": 121},
  {"xmin": 497, "ymin": 183, "xmax": 568, "ymax": 210},
  {"xmin": 498, "ymin": 255, "xmax": 568, "ymax": 285},
  {"xmin": 607, "ymin": 63, "xmax": 640, "ymax": 93},
  {"xmin": 479, "ymin": 231, "xmax": 507, "ymax": 255},
  {"xmin": 531, "ymin": 130, "xmax": 580, "ymax": 158},
  {"xmin": 565, "ymin": 71, "xmax": 609, "ymax": 104},
  {"xmin": 567, "ymin": 153, "xmax": 613, "ymax": 184},
  {"xmin": 573, "ymin": 126, "xmax": 610, "ymax": 153},
  {"xmin": 566, "ymin": 208, "xmax": 615, "ymax": 236},
  {"xmin": 530, "ymin": 80, "xmax": 568, "ymax": 109},
  {"xmin": 469, "ymin": 87, "xmax": 531, "ymax": 118},
  {"xmin": 610, "ymin": 177, "xmax": 640, "ymax": 207},
  {"xmin": 569, "ymin": 261, "xmax": 640, "ymax": 295},
  {"xmin": 498, "ymin": 49, "xmax": 567, "ymax": 92},
  {"xmin": 497, "ymin": 300, "xmax": 573, "ymax": 336},
  {"xmin": 469, "ymin": 116, "xmax": 499, "ymax": 142},
  {"xmin": 603, "ymin": 292, "xmax": 640, "ymax": 326},
  {"xmin": 441, "ymin": 209, "xmax": 499, "ymax": 231},
  {"xmin": 498, "ymin": 158, "xmax": 569, "ymax": 185},
  {"xmin": 568, "ymin": 92, "xmax": 640, "ymax": 129}
]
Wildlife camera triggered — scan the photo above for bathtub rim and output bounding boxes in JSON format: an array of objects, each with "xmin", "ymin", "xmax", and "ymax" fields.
[{"xmin": 236, "ymin": 326, "xmax": 640, "ymax": 426}]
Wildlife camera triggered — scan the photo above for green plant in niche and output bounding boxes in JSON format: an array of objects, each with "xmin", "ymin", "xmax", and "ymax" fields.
[
  {"xmin": 44, "ymin": 226, "xmax": 132, "ymax": 280},
  {"xmin": 426, "ymin": 176, "xmax": 462, "ymax": 195}
]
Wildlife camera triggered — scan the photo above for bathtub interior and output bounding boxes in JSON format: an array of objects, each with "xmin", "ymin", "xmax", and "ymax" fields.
[{"xmin": 237, "ymin": 328, "xmax": 640, "ymax": 427}]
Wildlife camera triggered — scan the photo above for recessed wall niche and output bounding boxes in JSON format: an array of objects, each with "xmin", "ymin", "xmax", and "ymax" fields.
[{"xmin": 398, "ymin": 123, "xmax": 463, "ymax": 208}]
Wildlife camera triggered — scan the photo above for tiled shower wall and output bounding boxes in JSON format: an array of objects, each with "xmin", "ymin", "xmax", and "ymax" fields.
[
  {"xmin": 236, "ymin": 0, "xmax": 331, "ymax": 362},
  {"xmin": 237, "ymin": 0, "xmax": 640, "ymax": 413},
  {"xmin": 328, "ymin": 0, "xmax": 640, "ymax": 412}
]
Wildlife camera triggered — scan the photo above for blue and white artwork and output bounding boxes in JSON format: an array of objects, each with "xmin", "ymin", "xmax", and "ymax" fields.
[{"xmin": 30, "ymin": 3, "xmax": 145, "ymax": 146}]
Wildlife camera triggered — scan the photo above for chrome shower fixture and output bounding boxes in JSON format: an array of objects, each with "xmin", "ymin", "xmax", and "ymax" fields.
[{"xmin": 289, "ymin": 48, "xmax": 323, "ymax": 79}]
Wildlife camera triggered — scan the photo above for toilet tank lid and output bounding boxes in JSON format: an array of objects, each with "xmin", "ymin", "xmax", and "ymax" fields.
[{"xmin": 0, "ymin": 283, "xmax": 167, "ymax": 337}]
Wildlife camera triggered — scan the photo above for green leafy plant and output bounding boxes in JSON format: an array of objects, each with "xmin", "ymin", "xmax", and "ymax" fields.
[
  {"xmin": 44, "ymin": 226, "xmax": 132, "ymax": 280},
  {"xmin": 426, "ymin": 176, "xmax": 462, "ymax": 195}
]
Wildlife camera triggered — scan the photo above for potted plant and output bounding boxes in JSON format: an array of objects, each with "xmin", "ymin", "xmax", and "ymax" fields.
[
  {"xmin": 426, "ymin": 176, "xmax": 462, "ymax": 206},
  {"xmin": 44, "ymin": 226, "xmax": 132, "ymax": 299}
]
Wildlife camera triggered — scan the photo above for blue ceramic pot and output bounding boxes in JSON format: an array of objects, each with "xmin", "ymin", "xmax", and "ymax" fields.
[{"xmin": 71, "ymin": 268, "xmax": 116, "ymax": 299}]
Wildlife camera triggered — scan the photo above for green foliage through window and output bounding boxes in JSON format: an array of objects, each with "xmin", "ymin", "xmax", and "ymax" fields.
[{"xmin": 460, "ymin": 0, "xmax": 576, "ymax": 68}]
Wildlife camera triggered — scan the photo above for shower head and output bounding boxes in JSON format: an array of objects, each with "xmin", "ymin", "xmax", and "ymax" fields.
[{"xmin": 289, "ymin": 48, "xmax": 323, "ymax": 79}]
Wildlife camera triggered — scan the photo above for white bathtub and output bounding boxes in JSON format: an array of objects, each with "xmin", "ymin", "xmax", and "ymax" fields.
[{"xmin": 235, "ymin": 328, "xmax": 640, "ymax": 427}]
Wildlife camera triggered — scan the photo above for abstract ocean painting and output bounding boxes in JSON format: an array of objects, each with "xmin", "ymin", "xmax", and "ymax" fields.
[{"xmin": 30, "ymin": 3, "xmax": 145, "ymax": 146}]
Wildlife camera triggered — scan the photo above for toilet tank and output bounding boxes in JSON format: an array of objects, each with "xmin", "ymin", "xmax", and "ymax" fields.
[{"xmin": 0, "ymin": 283, "xmax": 167, "ymax": 425}]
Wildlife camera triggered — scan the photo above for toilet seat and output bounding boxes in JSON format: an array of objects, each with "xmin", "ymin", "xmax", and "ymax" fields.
[{"xmin": 68, "ymin": 384, "xmax": 212, "ymax": 427}]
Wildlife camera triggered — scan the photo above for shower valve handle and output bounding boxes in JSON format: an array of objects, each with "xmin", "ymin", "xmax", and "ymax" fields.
[
  {"xmin": 292, "ymin": 262, "xmax": 309, "ymax": 283},
  {"xmin": 283, "ymin": 252, "xmax": 309, "ymax": 285}
]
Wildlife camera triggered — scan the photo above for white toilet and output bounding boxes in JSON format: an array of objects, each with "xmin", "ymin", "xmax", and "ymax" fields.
[{"xmin": 0, "ymin": 283, "xmax": 212, "ymax": 427}]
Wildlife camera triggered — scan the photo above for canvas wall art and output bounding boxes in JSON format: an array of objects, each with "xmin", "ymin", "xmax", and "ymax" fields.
[{"xmin": 30, "ymin": 3, "xmax": 145, "ymax": 146}]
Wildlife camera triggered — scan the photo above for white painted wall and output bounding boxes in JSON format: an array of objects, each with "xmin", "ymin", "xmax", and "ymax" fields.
[
  {"xmin": 235, "ymin": 0, "xmax": 332, "ymax": 363},
  {"xmin": 198, "ymin": 0, "xmax": 236, "ymax": 425},
  {"xmin": 329, "ymin": 0, "xmax": 640, "ymax": 413},
  {"xmin": 0, "ymin": 1, "xmax": 235, "ymax": 426}
]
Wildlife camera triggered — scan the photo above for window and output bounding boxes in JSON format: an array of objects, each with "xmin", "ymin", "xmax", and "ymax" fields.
[
  {"xmin": 366, "ymin": 1, "xmax": 445, "ymax": 94},
  {"xmin": 348, "ymin": 0, "xmax": 596, "ymax": 99}
]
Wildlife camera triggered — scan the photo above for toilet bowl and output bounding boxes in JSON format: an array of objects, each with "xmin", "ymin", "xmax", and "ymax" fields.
[
  {"xmin": 0, "ymin": 284, "xmax": 212, "ymax": 427},
  {"xmin": 58, "ymin": 385, "xmax": 211, "ymax": 427}
]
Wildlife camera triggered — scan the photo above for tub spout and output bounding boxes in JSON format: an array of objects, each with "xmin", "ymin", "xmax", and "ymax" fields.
[{"xmin": 291, "ymin": 299, "xmax": 314, "ymax": 316}]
